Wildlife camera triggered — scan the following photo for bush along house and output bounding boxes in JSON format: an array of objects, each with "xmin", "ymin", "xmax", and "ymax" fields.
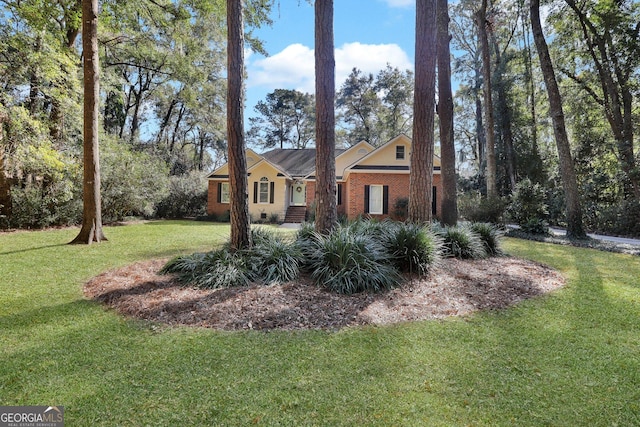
[{"xmin": 207, "ymin": 134, "xmax": 442, "ymax": 223}]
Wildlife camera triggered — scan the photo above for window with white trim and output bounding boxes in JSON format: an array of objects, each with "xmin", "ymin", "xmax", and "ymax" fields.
[
  {"xmin": 396, "ymin": 145, "xmax": 405, "ymax": 160},
  {"xmin": 220, "ymin": 183, "xmax": 230, "ymax": 204},
  {"xmin": 259, "ymin": 177, "xmax": 269, "ymax": 203},
  {"xmin": 369, "ymin": 185, "xmax": 383, "ymax": 214}
]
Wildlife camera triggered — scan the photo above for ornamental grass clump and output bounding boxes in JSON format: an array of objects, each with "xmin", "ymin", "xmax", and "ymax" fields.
[
  {"xmin": 162, "ymin": 227, "xmax": 303, "ymax": 288},
  {"xmin": 306, "ymin": 225, "xmax": 401, "ymax": 294},
  {"xmin": 437, "ymin": 224, "xmax": 487, "ymax": 259},
  {"xmin": 469, "ymin": 222, "xmax": 504, "ymax": 256},
  {"xmin": 383, "ymin": 222, "xmax": 442, "ymax": 275},
  {"xmin": 161, "ymin": 249, "xmax": 252, "ymax": 289},
  {"xmin": 249, "ymin": 236, "xmax": 303, "ymax": 285}
]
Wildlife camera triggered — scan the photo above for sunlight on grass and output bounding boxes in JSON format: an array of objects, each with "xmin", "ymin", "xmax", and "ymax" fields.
[{"xmin": 1, "ymin": 222, "xmax": 639, "ymax": 425}]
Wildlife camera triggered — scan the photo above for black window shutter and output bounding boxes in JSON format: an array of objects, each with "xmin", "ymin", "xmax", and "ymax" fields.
[
  {"xmin": 432, "ymin": 186, "xmax": 437, "ymax": 216},
  {"xmin": 217, "ymin": 182, "xmax": 222, "ymax": 203},
  {"xmin": 337, "ymin": 183, "xmax": 343, "ymax": 206},
  {"xmin": 253, "ymin": 182, "xmax": 258, "ymax": 204},
  {"xmin": 364, "ymin": 185, "xmax": 370, "ymax": 214},
  {"xmin": 383, "ymin": 185, "xmax": 389, "ymax": 214},
  {"xmin": 269, "ymin": 182, "xmax": 275, "ymax": 204}
]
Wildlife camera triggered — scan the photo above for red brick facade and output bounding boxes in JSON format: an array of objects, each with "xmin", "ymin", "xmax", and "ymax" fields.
[
  {"xmin": 208, "ymin": 174, "xmax": 443, "ymax": 221},
  {"xmin": 207, "ymin": 180, "xmax": 230, "ymax": 218},
  {"xmin": 342, "ymin": 173, "xmax": 442, "ymax": 221}
]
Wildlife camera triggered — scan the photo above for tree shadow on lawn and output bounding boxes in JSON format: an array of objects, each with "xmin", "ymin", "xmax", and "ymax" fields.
[{"xmin": 0, "ymin": 243, "xmax": 68, "ymax": 256}]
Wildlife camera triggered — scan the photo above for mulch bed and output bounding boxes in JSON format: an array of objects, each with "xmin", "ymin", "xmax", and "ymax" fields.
[{"xmin": 84, "ymin": 257, "xmax": 565, "ymax": 331}]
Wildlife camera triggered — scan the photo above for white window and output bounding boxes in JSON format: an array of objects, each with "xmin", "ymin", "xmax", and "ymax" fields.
[
  {"xmin": 259, "ymin": 177, "xmax": 269, "ymax": 203},
  {"xmin": 369, "ymin": 185, "xmax": 383, "ymax": 214},
  {"xmin": 220, "ymin": 183, "xmax": 230, "ymax": 204}
]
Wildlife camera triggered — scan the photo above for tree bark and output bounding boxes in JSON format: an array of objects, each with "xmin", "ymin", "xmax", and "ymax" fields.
[
  {"xmin": 530, "ymin": 0, "xmax": 585, "ymax": 238},
  {"xmin": 437, "ymin": 0, "xmax": 457, "ymax": 226},
  {"xmin": 476, "ymin": 0, "xmax": 497, "ymax": 199},
  {"xmin": 71, "ymin": 0, "xmax": 106, "ymax": 244},
  {"xmin": 314, "ymin": 0, "xmax": 337, "ymax": 234},
  {"xmin": 0, "ymin": 109, "xmax": 10, "ymax": 219},
  {"xmin": 409, "ymin": 0, "xmax": 437, "ymax": 224},
  {"xmin": 227, "ymin": 0, "xmax": 251, "ymax": 250}
]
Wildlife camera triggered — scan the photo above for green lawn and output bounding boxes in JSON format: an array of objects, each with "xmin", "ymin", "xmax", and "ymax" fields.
[{"xmin": 1, "ymin": 221, "xmax": 639, "ymax": 426}]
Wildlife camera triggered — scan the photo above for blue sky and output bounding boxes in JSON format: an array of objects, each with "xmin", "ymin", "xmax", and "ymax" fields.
[{"xmin": 245, "ymin": 0, "xmax": 417, "ymax": 117}]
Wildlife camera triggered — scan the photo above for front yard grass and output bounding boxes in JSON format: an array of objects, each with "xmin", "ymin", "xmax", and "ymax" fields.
[{"xmin": 1, "ymin": 220, "xmax": 639, "ymax": 426}]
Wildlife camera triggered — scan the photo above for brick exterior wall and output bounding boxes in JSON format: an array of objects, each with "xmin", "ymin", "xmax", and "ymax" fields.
[
  {"xmin": 208, "ymin": 173, "xmax": 443, "ymax": 222},
  {"xmin": 345, "ymin": 172, "xmax": 442, "ymax": 221},
  {"xmin": 207, "ymin": 180, "xmax": 231, "ymax": 217}
]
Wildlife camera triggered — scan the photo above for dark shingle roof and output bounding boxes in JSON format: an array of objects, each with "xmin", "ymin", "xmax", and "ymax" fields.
[{"xmin": 261, "ymin": 148, "xmax": 346, "ymax": 177}]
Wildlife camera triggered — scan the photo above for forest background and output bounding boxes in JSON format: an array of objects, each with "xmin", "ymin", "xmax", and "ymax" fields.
[{"xmin": 0, "ymin": 0, "xmax": 638, "ymax": 237}]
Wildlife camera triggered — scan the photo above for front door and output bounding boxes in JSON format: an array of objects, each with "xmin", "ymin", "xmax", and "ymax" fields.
[{"xmin": 292, "ymin": 183, "xmax": 306, "ymax": 206}]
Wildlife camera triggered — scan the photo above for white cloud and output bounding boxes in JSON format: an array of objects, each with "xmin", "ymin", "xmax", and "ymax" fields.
[
  {"xmin": 247, "ymin": 42, "xmax": 413, "ymax": 94},
  {"xmin": 248, "ymin": 43, "xmax": 316, "ymax": 92},
  {"xmin": 381, "ymin": 0, "xmax": 414, "ymax": 8}
]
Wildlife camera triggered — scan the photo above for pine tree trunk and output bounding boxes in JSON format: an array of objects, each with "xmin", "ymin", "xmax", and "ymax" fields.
[
  {"xmin": 409, "ymin": 0, "xmax": 437, "ymax": 224},
  {"xmin": 0, "ymin": 110, "xmax": 10, "ymax": 219},
  {"xmin": 314, "ymin": 0, "xmax": 337, "ymax": 234},
  {"xmin": 437, "ymin": 0, "xmax": 457, "ymax": 226},
  {"xmin": 530, "ymin": 0, "xmax": 585, "ymax": 239},
  {"xmin": 70, "ymin": 0, "xmax": 106, "ymax": 244},
  {"xmin": 227, "ymin": 0, "xmax": 251, "ymax": 250},
  {"xmin": 476, "ymin": 0, "xmax": 497, "ymax": 199}
]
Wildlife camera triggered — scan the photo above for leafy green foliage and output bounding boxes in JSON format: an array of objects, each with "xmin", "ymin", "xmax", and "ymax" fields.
[
  {"xmin": 382, "ymin": 222, "xmax": 441, "ymax": 275},
  {"xmin": 248, "ymin": 236, "xmax": 303, "ymax": 285},
  {"xmin": 458, "ymin": 192, "xmax": 507, "ymax": 224},
  {"xmin": 469, "ymin": 222, "xmax": 504, "ymax": 256},
  {"xmin": 435, "ymin": 224, "xmax": 487, "ymax": 259},
  {"xmin": 163, "ymin": 249, "xmax": 252, "ymax": 289},
  {"xmin": 156, "ymin": 171, "xmax": 208, "ymax": 219},
  {"xmin": 163, "ymin": 227, "xmax": 303, "ymax": 288},
  {"xmin": 100, "ymin": 138, "xmax": 170, "ymax": 222},
  {"xmin": 247, "ymin": 89, "xmax": 315, "ymax": 149},
  {"xmin": 508, "ymin": 178, "xmax": 549, "ymax": 234},
  {"xmin": 305, "ymin": 225, "xmax": 402, "ymax": 294}
]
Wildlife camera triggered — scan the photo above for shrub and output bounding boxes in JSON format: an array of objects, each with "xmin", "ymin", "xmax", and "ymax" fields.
[
  {"xmin": 249, "ymin": 237, "xmax": 303, "ymax": 285},
  {"xmin": 161, "ymin": 249, "xmax": 252, "ymax": 289},
  {"xmin": 507, "ymin": 178, "xmax": 549, "ymax": 232},
  {"xmin": 155, "ymin": 171, "xmax": 208, "ymax": 219},
  {"xmin": 393, "ymin": 197, "xmax": 409, "ymax": 220},
  {"xmin": 347, "ymin": 218, "xmax": 388, "ymax": 238},
  {"xmin": 382, "ymin": 222, "xmax": 441, "ymax": 275},
  {"xmin": 268, "ymin": 213, "xmax": 280, "ymax": 224},
  {"xmin": 436, "ymin": 224, "xmax": 487, "ymax": 259},
  {"xmin": 520, "ymin": 218, "xmax": 549, "ymax": 235},
  {"xmin": 458, "ymin": 192, "xmax": 507, "ymax": 224},
  {"xmin": 469, "ymin": 222, "xmax": 504, "ymax": 256},
  {"xmin": 100, "ymin": 138, "xmax": 170, "ymax": 222},
  {"xmin": 9, "ymin": 182, "xmax": 81, "ymax": 229},
  {"xmin": 306, "ymin": 225, "xmax": 401, "ymax": 294}
]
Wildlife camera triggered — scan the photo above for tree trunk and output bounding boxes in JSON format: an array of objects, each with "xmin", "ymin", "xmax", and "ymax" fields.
[
  {"xmin": 530, "ymin": 0, "xmax": 585, "ymax": 239},
  {"xmin": 0, "ymin": 109, "xmax": 10, "ymax": 219},
  {"xmin": 314, "ymin": 0, "xmax": 337, "ymax": 234},
  {"xmin": 437, "ymin": 0, "xmax": 457, "ymax": 226},
  {"xmin": 71, "ymin": 0, "xmax": 106, "ymax": 244},
  {"xmin": 476, "ymin": 0, "xmax": 497, "ymax": 199},
  {"xmin": 409, "ymin": 0, "xmax": 437, "ymax": 224},
  {"xmin": 492, "ymin": 41, "xmax": 517, "ymax": 192},
  {"xmin": 227, "ymin": 0, "xmax": 251, "ymax": 250}
]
